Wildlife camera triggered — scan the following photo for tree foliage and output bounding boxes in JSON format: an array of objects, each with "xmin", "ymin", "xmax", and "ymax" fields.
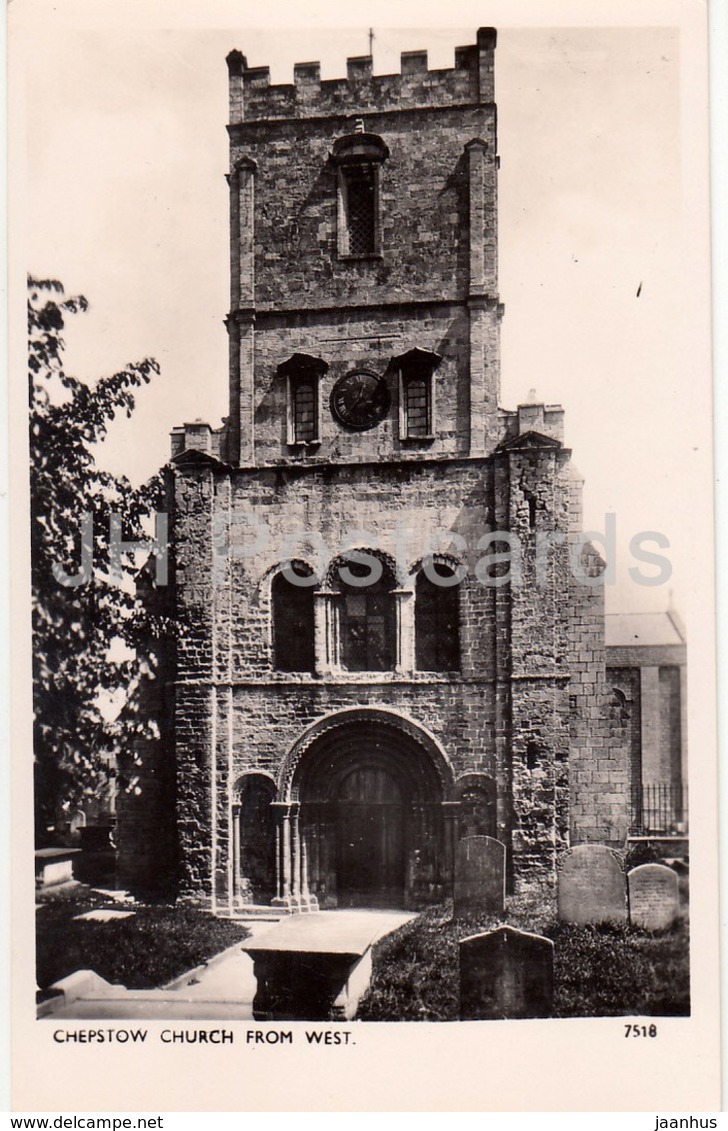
[{"xmin": 29, "ymin": 276, "xmax": 166, "ymax": 841}]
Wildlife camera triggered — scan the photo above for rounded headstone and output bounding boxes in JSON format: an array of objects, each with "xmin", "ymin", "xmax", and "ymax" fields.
[
  {"xmin": 454, "ymin": 835, "xmax": 506, "ymax": 918},
  {"xmin": 628, "ymin": 863, "xmax": 679, "ymax": 931},
  {"xmin": 558, "ymin": 844, "xmax": 627, "ymax": 924},
  {"xmin": 459, "ymin": 925, "xmax": 554, "ymax": 1019}
]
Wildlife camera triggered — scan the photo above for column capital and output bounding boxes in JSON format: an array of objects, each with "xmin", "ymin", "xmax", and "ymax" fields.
[{"xmin": 271, "ymin": 801, "xmax": 294, "ymax": 816}]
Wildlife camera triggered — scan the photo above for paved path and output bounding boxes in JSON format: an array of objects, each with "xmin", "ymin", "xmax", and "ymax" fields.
[{"xmin": 40, "ymin": 910, "xmax": 413, "ymax": 1021}]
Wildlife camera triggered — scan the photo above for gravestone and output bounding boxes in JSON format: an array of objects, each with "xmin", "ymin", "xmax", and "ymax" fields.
[
  {"xmin": 628, "ymin": 863, "xmax": 679, "ymax": 931},
  {"xmin": 454, "ymin": 835, "xmax": 506, "ymax": 918},
  {"xmin": 557, "ymin": 844, "xmax": 627, "ymax": 924},
  {"xmin": 459, "ymin": 926, "xmax": 554, "ymax": 1019}
]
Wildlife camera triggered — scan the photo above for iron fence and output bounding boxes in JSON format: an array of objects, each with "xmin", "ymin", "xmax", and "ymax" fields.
[{"xmin": 632, "ymin": 782, "xmax": 689, "ymax": 835}]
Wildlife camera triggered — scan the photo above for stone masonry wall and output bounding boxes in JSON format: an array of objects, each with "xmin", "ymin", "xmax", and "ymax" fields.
[
  {"xmin": 567, "ymin": 475, "xmax": 631, "ymax": 845},
  {"xmin": 170, "ymin": 440, "xmax": 594, "ymax": 900},
  {"xmin": 250, "ymin": 304, "xmax": 499, "ymax": 465},
  {"xmin": 230, "ymin": 104, "xmax": 496, "ymax": 311}
]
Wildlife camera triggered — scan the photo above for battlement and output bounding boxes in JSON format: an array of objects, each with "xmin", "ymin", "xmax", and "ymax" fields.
[
  {"xmin": 499, "ymin": 403, "xmax": 566, "ymax": 445},
  {"xmin": 226, "ymin": 28, "xmax": 496, "ymax": 124}
]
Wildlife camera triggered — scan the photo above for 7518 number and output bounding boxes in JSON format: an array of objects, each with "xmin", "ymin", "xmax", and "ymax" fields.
[{"xmin": 624, "ymin": 1024, "xmax": 658, "ymax": 1037}]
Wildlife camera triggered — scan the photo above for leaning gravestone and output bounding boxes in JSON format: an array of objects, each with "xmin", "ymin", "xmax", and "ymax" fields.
[
  {"xmin": 459, "ymin": 926, "xmax": 554, "ymax": 1020},
  {"xmin": 454, "ymin": 835, "xmax": 506, "ymax": 918},
  {"xmin": 628, "ymin": 863, "xmax": 679, "ymax": 931},
  {"xmin": 558, "ymin": 844, "xmax": 627, "ymax": 924}
]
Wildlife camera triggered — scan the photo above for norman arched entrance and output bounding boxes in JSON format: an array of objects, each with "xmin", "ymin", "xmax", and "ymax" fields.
[{"xmin": 273, "ymin": 710, "xmax": 456, "ymax": 910}]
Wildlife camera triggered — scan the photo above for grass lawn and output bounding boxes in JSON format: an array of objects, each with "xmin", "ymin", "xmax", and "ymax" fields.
[
  {"xmin": 36, "ymin": 885, "xmax": 250, "ymax": 995},
  {"xmin": 358, "ymin": 891, "xmax": 690, "ymax": 1021}
]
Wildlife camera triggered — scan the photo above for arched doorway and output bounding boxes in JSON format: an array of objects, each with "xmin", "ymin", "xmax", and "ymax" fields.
[{"xmin": 280, "ymin": 711, "xmax": 455, "ymax": 910}]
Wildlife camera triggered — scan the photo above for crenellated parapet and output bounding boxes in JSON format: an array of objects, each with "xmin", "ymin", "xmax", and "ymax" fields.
[{"xmin": 226, "ymin": 28, "xmax": 496, "ymax": 124}]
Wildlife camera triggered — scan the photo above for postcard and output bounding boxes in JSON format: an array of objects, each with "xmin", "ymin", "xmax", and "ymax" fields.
[{"xmin": 8, "ymin": 0, "xmax": 722, "ymax": 1113}]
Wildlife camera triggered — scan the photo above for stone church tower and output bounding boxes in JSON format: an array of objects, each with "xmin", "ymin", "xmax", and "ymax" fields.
[{"xmin": 118, "ymin": 30, "xmax": 630, "ymax": 910}]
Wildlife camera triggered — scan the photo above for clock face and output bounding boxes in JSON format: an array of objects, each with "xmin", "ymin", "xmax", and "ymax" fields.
[{"xmin": 330, "ymin": 370, "xmax": 391, "ymax": 430}]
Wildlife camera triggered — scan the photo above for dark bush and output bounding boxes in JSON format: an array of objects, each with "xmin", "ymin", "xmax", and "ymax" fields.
[
  {"xmin": 359, "ymin": 896, "xmax": 689, "ymax": 1021},
  {"xmin": 36, "ymin": 890, "xmax": 249, "ymax": 992}
]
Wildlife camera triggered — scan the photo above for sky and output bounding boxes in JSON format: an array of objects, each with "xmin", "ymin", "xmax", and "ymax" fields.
[{"xmin": 10, "ymin": 0, "xmax": 713, "ymax": 618}]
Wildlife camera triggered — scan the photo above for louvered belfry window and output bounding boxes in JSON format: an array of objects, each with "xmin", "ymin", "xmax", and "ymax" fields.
[
  {"xmin": 344, "ymin": 165, "xmax": 376, "ymax": 256},
  {"xmin": 331, "ymin": 128, "xmax": 389, "ymax": 259}
]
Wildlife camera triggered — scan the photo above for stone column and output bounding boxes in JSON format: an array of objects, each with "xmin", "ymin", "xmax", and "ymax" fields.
[
  {"xmin": 329, "ymin": 592, "xmax": 343, "ymax": 670},
  {"xmin": 466, "ymin": 137, "xmax": 487, "ymax": 457},
  {"xmin": 271, "ymin": 802, "xmax": 293, "ymax": 909},
  {"xmin": 274, "ymin": 820, "xmax": 282, "ymax": 901},
  {"xmin": 232, "ymin": 804, "xmax": 241, "ymax": 905},
  {"xmin": 393, "ymin": 589, "xmax": 414, "ymax": 674},
  {"xmin": 299, "ymin": 824, "xmax": 318, "ymax": 911},
  {"xmin": 314, "ymin": 592, "xmax": 331, "ymax": 676},
  {"xmin": 466, "ymin": 138, "xmax": 487, "ymax": 295},
  {"xmin": 235, "ymin": 158, "xmax": 256, "ymax": 309},
  {"xmin": 227, "ymin": 156, "xmax": 256, "ymax": 465},
  {"xmin": 271, "ymin": 802, "xmax": 316, "ymax": 912},
  {"xmin": 291, "ymin": 804, "xmax": 302, "ymax": 908}
]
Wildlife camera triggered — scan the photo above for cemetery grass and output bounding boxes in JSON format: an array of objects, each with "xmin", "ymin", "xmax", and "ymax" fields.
[
  {"xmin": 358, "ymin": 891, "xmax": 690, "ymax": 1021},
  {"xmin": 36, "ymin": 885, "xmax": 250, "ymax": 995}
]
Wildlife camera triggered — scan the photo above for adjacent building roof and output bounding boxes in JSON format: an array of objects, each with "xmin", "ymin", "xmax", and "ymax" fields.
[{"xmin": 605, "ymin": 611, "xmax": 686, "ymax": 648}]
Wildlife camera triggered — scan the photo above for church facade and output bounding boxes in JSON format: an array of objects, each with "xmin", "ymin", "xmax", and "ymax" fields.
[{"xmin": 117, "ymin": 30, "xmax": 632, "ymax": 911}]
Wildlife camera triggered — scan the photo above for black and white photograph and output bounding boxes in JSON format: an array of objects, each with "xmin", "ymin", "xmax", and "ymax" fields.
[{"xmin": 9, "ymin": 0, "xmax": 721, "ymax": 1113}]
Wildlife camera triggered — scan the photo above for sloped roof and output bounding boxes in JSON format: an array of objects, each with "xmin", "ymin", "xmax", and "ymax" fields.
[{"xmin": 605, "ymin": 612, "xmax": 685, "ymax": 648}]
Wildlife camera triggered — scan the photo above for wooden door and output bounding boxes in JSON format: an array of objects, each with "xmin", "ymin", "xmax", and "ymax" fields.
[{"xmin": 336, "ymin": 766, "xmax": 404, "ymax": 908}]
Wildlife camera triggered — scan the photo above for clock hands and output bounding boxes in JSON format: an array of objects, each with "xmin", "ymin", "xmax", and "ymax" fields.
[{"xmin": 330, "ymin": 371, "xmax": 390, "ymax": 429}]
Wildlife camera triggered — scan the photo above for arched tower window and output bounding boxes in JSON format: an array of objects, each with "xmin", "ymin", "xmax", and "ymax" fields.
[
  {"xmin": 392, "ymin": 347, "xmax": 442, "ymax": 441},
  {"xmin": 415, "ymin": 562, "xmax": 460, "ymax": 672},
  {"xmin": 277, "ymin": 353, "xmax": 328, "ymax": 447},
  {"xmin": 330, "ymin": 129, "xmax": 389, "ymax": 260},
  {"xmin": 334, "ymin": 554, "xmax": 396, "ymax": 672},
  {"xmin": 272, "ymin": 563, "xmax": 316, "ymax": 672}
]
